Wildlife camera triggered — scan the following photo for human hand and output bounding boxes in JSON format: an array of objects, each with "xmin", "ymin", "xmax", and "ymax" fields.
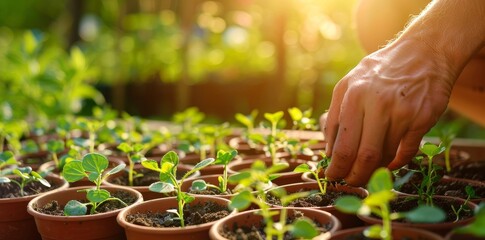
[{"xmin": 320, "ymin": 40, "xmax": 458, "ymax": 186}]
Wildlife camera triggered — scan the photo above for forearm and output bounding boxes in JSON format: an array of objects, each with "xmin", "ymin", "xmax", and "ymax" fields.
[{"xmin": 392, "ymin": 0, "xmax": 485, "ymax": 75}]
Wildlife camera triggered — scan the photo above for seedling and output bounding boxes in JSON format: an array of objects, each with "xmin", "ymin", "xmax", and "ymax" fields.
[
  {"xmin": 283, "ymin": 138, "xmax": 317, "ymax": 160},
  {"xmin": 249, "ymin": 111, "xmax": 286, "ymax": 165},
  {"xmin": 335, "ymin": 168, "xmax": 445, "ymax": 240},
  {"xmin": 228, "ymin": 160, "xmax": 318, "ymax": 240},
  {"xmin": 234, "ymin": 109, "xmax": 258, "ymax": 140},
  {"xmin": 172, "ymin": 107, "xmax": 205, "ymax": 133},
  {"xmin": 293, "ymin": 151, "xmax": 331, "ymax": 195},
  {"xmin": 117, "ymin": 142, "xmax": 145, "ymax": 186},
  {"xmin": 1, "ymin": 166, "xmax": 51, "ymax": 196},
  {"xmin": 454, "ymin": 202, "xmax": 485, "ymax": 237},
  {"xmin": 142, "ymin": 151, "xmax": 214, "ymax": 227},
  {"xmin": 415, "ymin": 142, "xmax": 446, "ymax": 206},
  {"xmin": 190, "ymin": 149, "xmax": 238, "ymax": 194},
  {"xmin": 62, "ymin": 153, "xmax": 127, "ymax": 215},
  {"xmin": 0, "ymin": 151, "xmax": 18, "ymax": 177},
  {"xmin": 451, "ymin": 186, "xmax": 475, "ymax": 222},
  {"xmin": 76, "ymin": 117, "xmax": 102, "ymax": 153},
  {"xmin": 287, "ymin": 107, "xmax": 317, "ymax": 130},
  {"xmin": 47, "ymin": 139, "xmax": 65, "ymax": 170}
]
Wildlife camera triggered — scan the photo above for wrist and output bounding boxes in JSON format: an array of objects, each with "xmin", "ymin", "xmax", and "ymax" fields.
[{"xmin": 391, "ymin": 0, "xmax": 485, "ymax": 75}]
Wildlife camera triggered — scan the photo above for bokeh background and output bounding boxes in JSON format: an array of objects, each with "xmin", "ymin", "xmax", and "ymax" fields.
[{"xmin": 0, "ymin": 0, "xmax": 483, "ymax": 137}]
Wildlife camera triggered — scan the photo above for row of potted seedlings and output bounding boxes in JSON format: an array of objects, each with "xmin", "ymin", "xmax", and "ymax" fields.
[{"xmin": 0, "ymin": 108, "xmax": 484, "ymax": 240}]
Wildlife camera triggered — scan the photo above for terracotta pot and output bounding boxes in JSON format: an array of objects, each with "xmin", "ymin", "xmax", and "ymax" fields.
[
  {"xmin": 445, "ymin": 231, "xmax": 484, "ymax": 240},
  {"xmin": 117, "ymin": 195, "xmax": 236, "ymax": 240},
  {"xmin": 329, "ymin": 226, "xmax": 444, "ymax": 240},
  {"xmin": 358, "ymin": 195, "xmax": 478, "ymax": 236},
  {"xmin": 39, "ymin": 157, "xmax": 125, "ymax": 187},
  {"xmin": 209, "ymin": 207, "xmax": 341, "ymax": 240},
  {"xmin": 265, "ymin": 182, "xmax": 368, "ymax": 229},
  {"xmin": 445, "ymin": 160, "xmax": 485, "ymax": 183},
  {"xmin": 0, "ymin": 175, "xmax": 69, "ymax": 240},
  {"xmin": 103, "ymin": 164, "xmax": 200, "ymax": 200},
  {"xmin": 17, "ymin": 151, "xmax": 50, "ymax": 171},
  {"xmin": 227, "ymin": 157, "xmax": 309, "ymax": 186},
  {"xmin": 395, "ymin": 177, "xmax": 485, "ymax": 204},
  {"xmin": 27, "ymin": 186, "xmax": 143, "ymax": 240},
  {"xmin": 97, "ymin": 143, "xmax": 176, "ymax": 163}
]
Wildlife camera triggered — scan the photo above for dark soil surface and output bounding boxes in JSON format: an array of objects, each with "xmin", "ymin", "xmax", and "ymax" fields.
[
  {"xmin": 398, "ymin": 179, "xmax": 485, "ymax": 200},
  {"xmin": 266, "ymin": 188, "xmax": 363, "ymax": 207},
  {"xmin": 446, "ymin": 161, "xmax": 485, "ymax": 182},
  {"xmin": 0, "ymin": 178, "xmax": 62, "ymax": 198},
  {"xmin": 188, "ymin": 186, "xmax": 233, "ymax": 195},
  {"xmin": 34, "ymin": 190, "xmax": 138, "ymax": 216},
  {"xmin": 388, "ymin": 196, "xmax": 474, "ymax": 223},
  {"xmin": 126, "ymin": 201, "xmax": 230, "ymax": 227},
  {"xmin": 220, "ymin": 210, "xmax": 331, "ymax": 240}
]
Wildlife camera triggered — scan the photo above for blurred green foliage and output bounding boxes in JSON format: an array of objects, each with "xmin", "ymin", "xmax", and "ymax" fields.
[{"xmin": 0, "ymin": 0, "xmax": 364, "ymax": 121}]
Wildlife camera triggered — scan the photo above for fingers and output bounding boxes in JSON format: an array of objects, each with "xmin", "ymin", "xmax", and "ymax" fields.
[
  {"xmin": 388, "ymin": 129, "xmax": 425, "ymax": 170},
  {"xmin": 325, "ymin": 87, "xmax": 364, "ymax": 181},
  {"xmin": 344, "ymin": 104, "xmax": 388, "ymax": 186},
  {"xmin": 323, "ymin": 81, "xmax": 348, "ymax": 157}
]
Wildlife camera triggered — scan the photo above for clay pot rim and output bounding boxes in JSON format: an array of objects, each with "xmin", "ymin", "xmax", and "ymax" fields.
[
  {"xmin": 209, "ymin": 207, "xmax": 341, "ymax": 239},
  {"xmin": 330, "ymin": 225, "xmax": 444, "ymax": 239},
  {"xmin": 227, "ymin": 157, "xmax": 311, "ymax": 175},
  {"xmin": 266, "ymin": 181, "xmax": 368, "ymax": 198},
  {"xmin": 27, "ymin": 185, "xmax": 143, "ymax": 221},
  {"xmin": 117, "ymin": 195, "xmax": 236, "ymax": 233},
  {"xmin": 0, "ymin": 174, "xmax": 69, "ymax": 203}
]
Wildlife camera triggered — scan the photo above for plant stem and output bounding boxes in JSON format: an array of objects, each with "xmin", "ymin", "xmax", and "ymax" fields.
[
  {"xmin": 381, "ymin": 203, "xmax": 392, "ymax": 240},
  {"xmin": 128, "ymin": 155, "xmax": 134, "ymax": 187},
  {"xmin": 426, "ymin": 156, "xmax": 434, "ymax": 206},
  {"xmin": 314, "ymin": 171, "xmax": 326, "ymax": 195},
  {"xmin": 222, "ymin": 165, "xmax": 228, "ymax": 193},
  {"xmin": 277, "ymin": 208, "xmax": 288, "ymax": 240},
  {"xmin": 444, "ymin": 148, "xmax": 451, "ymax": 172},
  {"xmin": 52, "ymin": 152, "xmax": 59, "ymax": 169}
]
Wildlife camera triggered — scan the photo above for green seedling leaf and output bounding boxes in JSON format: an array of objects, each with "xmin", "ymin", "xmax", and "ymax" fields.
[
  {"xmin": 230, "ymin": 190, "xmax": 252, "ymax": 210},
  {"xmin": 108, "ymin": 163, "xmax": 126, "ymax": 175},
  {"xmin": 17, "ymin": 166, "xmax": 32, "ymax": 174},
  {"xmin": 455, "ymin": 203, "xmax": 485, "ymax": 236},
  {"xmin": 364, "ymin": 225, "xmax": 386, "ymax": 239},
  {"xmin": 293, "ymin": 163, "xmax": 311, "ymax": 173},
  {"xmin": 270, "ymin": 187, "xmax": 287, "ymax": 198},
  {"xmin": 267, "ymin": 162, "xmax": 289, "ymax": 174},
  {"xmin": 162, "ymin": 151, "xmax": 179, "ymax": 166},
  {"xmin": 228, "ymin": 171, "xmax": 251, "ymax": 183},
  {"xmin": 38, "ymin": 178, "xmax": 51, "ymax": 188},
  {"xmin": 465, "ymin": 186, "xmax": 476, "ymax": 198},
  {"xmin": 133, "ymin": 143, "xmax": 144, "ymax": 153},
  {"xmin": 0, "ymin": 151, "xmax": 17, "ymax": 165},
  {"xmin": 141, "ymin": 159, "xmax": 160, "ymax": 172},
  {"xmin": 87, "ymin": 189, "xmax": 111, "ymax": 203},
  {"xmin": 193, "ymin": 158, "xmax": 215, "ymax": 171},
  {"xmin": 88, "ymin": 172, "xmax": 100, "ymax": 182},
  {"xmin": 288, "ymin": 107, "xmax": 303, "ymax": 121},
  {"xmin": 13, "ymin": 168, "xmax": 29, "ymax": 179},
  {"xmin": 117, "ymin": 143, "xmax": 133, "ymax": 153},
  {"xmin": 214, "ymin": 149, "xmax": 237, "ymax": 165},
  {"xmin": 264, "ymin": 111, "xmax": 284, "ymax": 124},
  {"xmin": 191, "ymin": 179, "xmax": 207, "ymax": 191},
  {"xmin": 405, "ymin": 205, "xmax": 446, "ymax": 223},
  {"xmin": 82, "ymin": 153, "xmax": 109, "ymax": 173},
  {"xmin": 0, "ymin": 177, "xmax": 11, "ymax": 183},
  {"xmin": 64, "ymin": 200, "xmax": 87, "ymax": 216},
  {"xmin": 161, "ymin": 162, "xmax": 175, "ymax": 174},
  {"xmin": 47, "ymin": 139, "xmax": 64, "ymax": 153},
  {"xmin": 291, "ymin": 217, "xmax": 319, "ymax": 239},
  {"xmin": 180, "ymin": 192, "xmax": 195, "ymax": 204},
  {"xmin": 149, "ymin": 182, "xmax": 175, "ymax": 193},
  {"xmin": 335, "ymin": 195, "xmax": 363, "ymax": 214},
  {"xmin": 420, "ymin": 142, "xmax": 446, "ymax": 157},
  {"xmin": 393, "ymin": 170, "xmax": 415, "ymax": 190},
  {"xmin": 367, "ymin": 168, "xmax": 393, "ymax": 194},
  {"xmin": 364, "ymin": 190, "xmax": 396, "ymax": 207},
  {"xmin": 62, "ymin": 160, "xmax": 87, "ymax": 182}
]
